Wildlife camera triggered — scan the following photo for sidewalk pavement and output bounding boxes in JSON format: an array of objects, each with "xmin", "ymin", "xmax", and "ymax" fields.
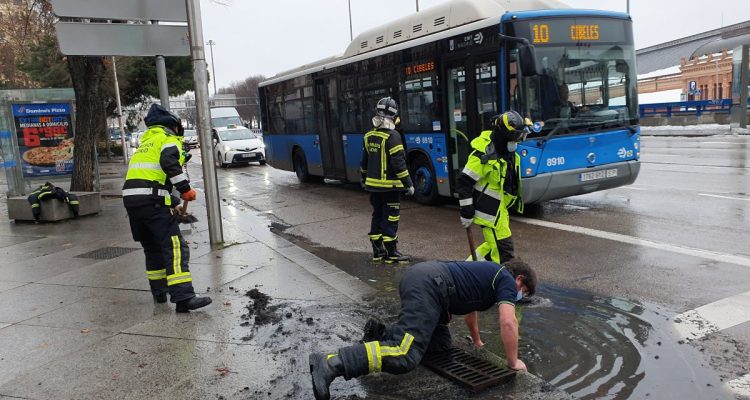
[{"xmin": 0, "ymin": 160, "xmax": 570, "ymax": 400}]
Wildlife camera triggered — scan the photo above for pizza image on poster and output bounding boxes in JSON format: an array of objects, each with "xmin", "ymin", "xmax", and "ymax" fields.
[{"xmin": 12, "ymin": 102, "xmax": 75, "ymax": 177}]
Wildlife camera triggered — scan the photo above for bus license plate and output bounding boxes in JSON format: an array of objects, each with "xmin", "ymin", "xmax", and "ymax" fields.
[{"xmin": 579, "ymin": 168, "xmax": 617, "ymax": 182}]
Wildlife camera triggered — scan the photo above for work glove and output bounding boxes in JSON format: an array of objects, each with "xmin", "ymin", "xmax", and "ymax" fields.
[
  {"xmin": 460, "ymin": 216, "xmax": 473, "ymax": 229},
  {"xmin": 404, "ymin": 186, "xmax": 415, "ymax": 196},
  {"xmin": 460, "ymin": 204, "xmax": 475, "ymax": 219},
  {"xmin": 360, "ymin": 173, "xmax": 366, "ymax": 189},
  {"xmin": 180, "ymin": 188, "xmax": 197, "ymax": 201}
]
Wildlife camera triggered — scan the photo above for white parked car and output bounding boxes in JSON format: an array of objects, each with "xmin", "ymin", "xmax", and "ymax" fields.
[
  {"xmin": 213, "ymin": 125, "xmax": 266, "ymax": 167},
  {"xmin": 183, "ymin": 129, "xmax": 199, "ymax": 148}
]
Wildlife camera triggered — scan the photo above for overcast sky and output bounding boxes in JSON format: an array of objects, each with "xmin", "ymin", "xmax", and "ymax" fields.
[{"xmin": 199, "ymin": 0, "xmax": 750, "ymax": 91}]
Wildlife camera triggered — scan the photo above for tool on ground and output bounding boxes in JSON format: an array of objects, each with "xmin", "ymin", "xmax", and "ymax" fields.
[
  {"xmin": 177, "ymin": 199, "xmax": 199, "ymax": 224},
  {"xmin": 466, "ymin": 226, "xmax": 477, "ymax": 261}
]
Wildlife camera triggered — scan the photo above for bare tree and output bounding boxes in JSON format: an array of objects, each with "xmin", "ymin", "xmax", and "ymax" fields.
[{"xmin": 218, "ymin": 74, "xmax": 265, "ymax": 124}]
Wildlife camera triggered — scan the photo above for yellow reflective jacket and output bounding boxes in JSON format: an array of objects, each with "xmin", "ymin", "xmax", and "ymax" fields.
[
  {"xmin": 122, "ymin": 126, "xmax": 189, "ymax": 208},
  {"xmin": 456, "ymin": 130, "xmax": 522, "ymax": 233}
]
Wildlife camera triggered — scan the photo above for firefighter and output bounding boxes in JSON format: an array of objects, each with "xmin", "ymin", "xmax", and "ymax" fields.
[
  {"xmin": 360, "ymin": 97, "xmax": 415, "ymax": 264},
  {"xmin": 308, "ymin": 259, "xmax": 537, "ymax": 400},
  {"xmin": 122, "ymin": 103, "xmax": 212, "ymax": 313},
  {"xmin": 456, "ymin": 110, "xmax": 528, "ymax": 264}
]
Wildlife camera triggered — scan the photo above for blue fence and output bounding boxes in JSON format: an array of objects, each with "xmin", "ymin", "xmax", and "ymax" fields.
[{"xmin": 639, "ymin": 98, "xmax": 750, "ymax": 117}]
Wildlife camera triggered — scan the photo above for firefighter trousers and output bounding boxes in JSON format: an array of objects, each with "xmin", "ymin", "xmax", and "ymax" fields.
[
  {"xmin": 336, "ymin": 261, "xmax": 454, "ymax": 379},
  {"xmin": 126, "ymin": 205, "xmax": 195, "ymax": 303},
  {"xmin": 472, "ymin": 226, "xmax": 514, "ymax": 264},
  {"xmin": 368, "ymin": 191, "xmax": 402, "ymax": 242}
]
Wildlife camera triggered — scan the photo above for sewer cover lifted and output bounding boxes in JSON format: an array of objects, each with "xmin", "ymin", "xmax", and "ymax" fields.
[{"xmin": 422, "ymin": 347, "xmax": 516, "ymax": 391}]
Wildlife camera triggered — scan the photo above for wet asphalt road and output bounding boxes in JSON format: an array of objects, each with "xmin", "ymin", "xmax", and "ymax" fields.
[{"xmin": 188, "ymin": 134, "xmax": 750, "ymax": 400}]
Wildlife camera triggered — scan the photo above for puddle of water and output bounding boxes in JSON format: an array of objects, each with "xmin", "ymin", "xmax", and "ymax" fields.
[{"xmin": 282, "ymin": 233, "xmax": 732, "ymax": 400}]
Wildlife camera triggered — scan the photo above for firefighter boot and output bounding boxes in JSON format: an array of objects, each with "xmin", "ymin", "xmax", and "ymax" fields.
[
  {"xmin": 309, "ymin": 353, "xmax": 345, "ymax": 400},
  {"xmin": 361, "ymin": 317, "xmax": 386, "ymax": 342},
  {"xmin": 175, "ymin": 296, "xmax": 213, "ymax": 313},
  {"xmin": 384, "ymin": 240, "xmax": 411, "ymax": 264},
  {"xmin": 370, "ymin": 238, "xmax": 387, "ymax": 262}
]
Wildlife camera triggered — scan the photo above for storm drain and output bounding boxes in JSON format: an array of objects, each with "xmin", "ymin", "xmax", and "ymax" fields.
[
  {"xmin": 75, "ymin": 246, "xmax": 140, "ymax": 260},
  {"xmin": 422, "ymin": 347, "xmax": 516, "ymax": 391}
]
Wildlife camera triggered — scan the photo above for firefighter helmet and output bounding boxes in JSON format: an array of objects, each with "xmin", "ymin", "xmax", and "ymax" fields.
[
  {"xmin": 491, "ymin": 111, "xmax": 527, "ymax": 142},
  {"xmin": 375, "ymin": 97, "xmax": 399, "ymax": 119}
]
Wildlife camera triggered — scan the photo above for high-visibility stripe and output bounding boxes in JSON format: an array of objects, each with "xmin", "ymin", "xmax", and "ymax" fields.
[
  {"xmin": 31, "ymin": 204, "xmax": 40, "ymax": 208},
  {"xmin": 368, "ymin": 234, "xmax": 382, "ymax": 240},
  {"xmin": 364, "ymin": 341, "xmax": 382, "ymax": 373},
  {"xmin": 129, "ymin": 162, "xmax": 161, "ymax": 170},
  {"xmin": 365, "ymin": 131, "xmax": 390, "ymax": 139},
  {"xmin": 389, "ymin": 144, "xmax": 404, "ymax": 155},
  {"xmin": 167, "ymin": 272, "xmax": 192, "ymax": 286},
  {"xmin": 382, "ymin": 235, "xmax": 397, "ymax": 242},
  {"xmin": 462, "ymin": 166, "xmax": 480, "ymax": 181},
  {"xmin": 169, "ymin": 173, "xmax": 188, "ymax": 184},
  {"xmin": 69, "ymin": 201, "xmax": 79, "ymax": 205},
  {"xmin": 366, "ymin": 178, "xmax": 404, "ymax": 188},
  {"xmin": 379, "ymin": 333, "xmax": 415, "ymax": 358},
  {"xmin": 387, "ymin": 215, "xmax": 400, "ymax": 222},
  {"xmin": 459, "ymin": 198, "xmax": 473, "ymax": 206},
  {"xmin": 122, "ymin": 188, "xmax": 170, "ymax": 197},
  {"xmin": 161, "ymin": 143, "xmax": 178, "ymax": 152},
  {"xmin": 395, "ymin": 170, "xmax": 409, "ymax": 178},
  {"xmin": 171, "ymin": 235, "xmax": 181, "ymax": 274},
  {"xmin": 147, "ymin": 269, "xmax": 167, "ymax": 280},
  {"xmin": 475, "ymin": 210, "xmax": 496, "ymax": 223}
]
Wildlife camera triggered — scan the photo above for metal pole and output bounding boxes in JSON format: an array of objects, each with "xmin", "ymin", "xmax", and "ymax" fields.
[
  {"xmin": 416, "ymin": 0, "xmax": 419, "ymax": 12},
  {"xmin": 185, "ymin": 0, "xmax": 224, "ymax": 245},
  {"xmin": 626, "ymin": 0, "xmax": 629, "ymax": 14},
  {"xmin": 111, "ymin": 56, "xmax": 129, "ymax": 164},
  {"xmin": 347, "ymin": 0, "xmax": 353, "ymax": 41},
  {"xmin": 156, "ymin": 55, "xmax": 170, "ymax": 110},
  {"xmin": 207, "ymin": 39, "xmax": 217, "ymax": 95}
]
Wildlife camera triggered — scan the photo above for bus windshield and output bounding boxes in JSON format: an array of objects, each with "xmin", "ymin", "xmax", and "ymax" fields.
[{"xmin": 510, "ymin": 17, "xmax": 638, "ymax": 136}]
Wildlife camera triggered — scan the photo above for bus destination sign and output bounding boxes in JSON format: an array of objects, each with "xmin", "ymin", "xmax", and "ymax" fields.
[
  {"xmin": 405, "ymin": 61, "xmax": 435, "ymax": 76},
  {"xmin": 516, "ymin": 18, "xmax": 629, "ymax": 46}
]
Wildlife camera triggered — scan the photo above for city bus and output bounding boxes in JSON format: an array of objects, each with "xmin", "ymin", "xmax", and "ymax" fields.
[{"xmin": 258, "ymin": 0, "xmax": 640, "ymax": 205}]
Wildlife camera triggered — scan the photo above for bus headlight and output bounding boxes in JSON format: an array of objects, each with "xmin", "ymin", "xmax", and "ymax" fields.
[
  {"xmin": 529, "ymin": 156, "xmax": 537, "ymax": 165},
  {"xmin": 521, "ymin": 149, "xmax": 528, "ymax": 157},
  {"xmin": 525, "ymin": 168, "xmax": 533, "ymax": 176},
  {"xmin": 634, "ymin": 142, "xmax": 639, "ymax": 150}
]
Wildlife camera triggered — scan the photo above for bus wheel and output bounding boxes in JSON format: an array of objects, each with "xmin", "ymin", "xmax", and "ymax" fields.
[
  {"xmin": 293, "ymin": 149, "xmax": 311, "ymax": 182},
  {"xmin": 410, "ymin": 157, "xmax": 438, "ymax": 205}
]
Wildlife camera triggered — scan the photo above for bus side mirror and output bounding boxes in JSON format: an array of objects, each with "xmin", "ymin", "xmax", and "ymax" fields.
[{"xmin": 519, "ymin": 43, "xmax": 539, "ymax": 76}]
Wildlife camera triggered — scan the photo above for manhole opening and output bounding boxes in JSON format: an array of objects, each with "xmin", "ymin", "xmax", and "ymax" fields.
[
  {"xmin": 422, "ymin": 347, "xmax": 516, "ymax": 391},
  {"xmin": 75, "ymin": 246, "xmax": 140, "ymax": 260}
]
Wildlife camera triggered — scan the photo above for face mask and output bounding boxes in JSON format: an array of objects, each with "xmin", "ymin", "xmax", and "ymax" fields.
[
  {"xmin": 507, "ymin": 142, "xmax": 518, "ymax": 152},
  {"xmin": 516, "ymin": 291, "xmax": 524, "ymax": 301}
]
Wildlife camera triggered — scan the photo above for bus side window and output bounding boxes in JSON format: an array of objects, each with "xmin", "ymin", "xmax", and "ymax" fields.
[{"xmin": 509, "ymin": 56, "xmax": 520, "ymax": 111}]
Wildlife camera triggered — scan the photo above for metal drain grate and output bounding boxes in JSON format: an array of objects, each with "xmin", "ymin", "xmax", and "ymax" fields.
[
  {"xmin": 422, "ymin": 347, "xmax": 516, "ymax": 391},
  {"xmin": 75, "ymin": 246, "xmax": 140, "ymax": 260}
]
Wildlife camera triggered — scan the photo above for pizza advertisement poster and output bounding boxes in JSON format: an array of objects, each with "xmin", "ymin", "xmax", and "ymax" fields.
[{"xmin": 12, "ymin": 102, "xmax": 75, "ymax": 178}]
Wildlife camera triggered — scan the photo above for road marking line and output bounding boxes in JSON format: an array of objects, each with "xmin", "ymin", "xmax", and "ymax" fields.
[
  {"xmin": 513, "ymin": 217, "xmax": 750, "ymax": 268},
  {"xmin": 698, "ymin": 193, "xmax": 750, "ymax": 202},
  {"xmin": 728, "ymin": 373, "xmax": 750, "ymax": 397},
  {"xmin": 672, "ymin": 291, "xmax": 750, "ymax": 340}
]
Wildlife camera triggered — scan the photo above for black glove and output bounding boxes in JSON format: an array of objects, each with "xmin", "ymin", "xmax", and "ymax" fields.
[
  {"xmin": 360, "ymin": 173, "xmax": 366, "ymax": 189},
  {"xmin": 460, "ymin": 204, "xmax": 475, "ymax": 219}
]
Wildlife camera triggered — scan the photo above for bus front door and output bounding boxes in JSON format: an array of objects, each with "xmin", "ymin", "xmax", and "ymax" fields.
[
  {"xmin": 444, "ymin": 55, "xmax": 500, "ymax": 186},
  {"xmin": 315, "ymin": 77, "xmax": 346, "ymax": 179}
]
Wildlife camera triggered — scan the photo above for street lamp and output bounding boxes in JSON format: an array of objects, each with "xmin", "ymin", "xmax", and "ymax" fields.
[
  {"xmin": 207, "ymin": 39, "xmax": 217, "ymax": 96},
  {"xmin": 347, "ymin": 0, "xmax": 353, "ymax": 41}
]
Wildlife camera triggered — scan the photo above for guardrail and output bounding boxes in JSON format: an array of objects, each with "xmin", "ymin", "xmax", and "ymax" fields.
[{"xmin": 639, "ymin": 98, "xmax": 749, "ymax": 117}]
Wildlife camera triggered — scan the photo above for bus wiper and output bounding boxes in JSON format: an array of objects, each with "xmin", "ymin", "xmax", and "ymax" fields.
[{"xmin": 536, "ymin": 125, "xmax": 565, "ymax": 146}]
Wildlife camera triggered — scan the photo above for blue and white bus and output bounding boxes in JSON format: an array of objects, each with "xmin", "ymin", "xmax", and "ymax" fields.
[{"xmin": 258, "ymin": 0, "xmax": 640, "ymax": 205}]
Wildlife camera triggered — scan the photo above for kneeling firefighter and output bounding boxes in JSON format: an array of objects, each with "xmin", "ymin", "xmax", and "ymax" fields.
[{"xmin": 122, "ymin": 103, "xmax": 212, "ymax": 313}]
